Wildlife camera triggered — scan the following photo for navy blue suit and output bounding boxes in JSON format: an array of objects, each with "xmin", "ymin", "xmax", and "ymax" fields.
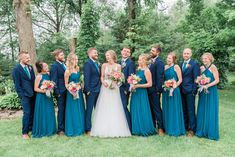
[
  {"xmin": 180, "ymin": 59, "xmax": 200, "ymax": 132},
  {"xmin": 147, "ymin": 57, "xmax": 164, "ymax": 130},
  {"xmin": 120, "ymin": 58, "xmax": 135, "ymax": 130},
  {"xmin": 83, "ymin": 59, "xmax": 101, "ymax": 132},
  {"xmin": 12, "ymin": 64, "xmax": 35, "ymax": 134},
  {"xmin": 50, "ymin": 61, "xmax": 67, "ymax": 132}
]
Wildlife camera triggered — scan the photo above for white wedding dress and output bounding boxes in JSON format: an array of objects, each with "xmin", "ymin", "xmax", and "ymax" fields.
[{"xmin": 91, "ymin": 64, "xmax": 131, "ymax": 137}]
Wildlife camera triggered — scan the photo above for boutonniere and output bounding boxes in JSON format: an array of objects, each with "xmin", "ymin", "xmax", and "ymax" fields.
[
  {"xmin": 28, "ymin": 65, "xmax": 32, "ymax": 71},
  {"xmin": 186, "ymin": 64, "xmax": 191, "ymax": 69},
  {"xmin": 121, "ymin": 62, "xmax": 126, "ymax": 68},
  {"xmin": 97, "ymin": 62, "xmax": 101, "ymax": 67}
]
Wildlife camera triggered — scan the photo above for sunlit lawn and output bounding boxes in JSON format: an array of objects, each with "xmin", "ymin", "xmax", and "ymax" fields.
[{"xmin": 0, "ymin": 74, "xmax": 235, "ymax": 157}]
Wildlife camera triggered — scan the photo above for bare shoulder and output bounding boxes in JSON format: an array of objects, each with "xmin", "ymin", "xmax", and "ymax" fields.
[
  {"xmin": 174, "ymin": 64, "xmax": 181, "ymax": 70},
  {"xmin": 200, "ymin": 66, "xmax": 205, "ymax": 71},
  {"xmin": 102, "ymin": 63, "xmax": 107, "ymax": 68},
  {"xmin": 77, "ymin": 66, "xmax": 80, "ymax": 72},
  {"xmin": 210, "ymin": 64, "xmax": 218, "ymax": 71},
  {"xmin": 36, "ymin": 74, "xmax": 42, "ymax": 80},
  {"xmin": 116, "ymin": 63, "xmax": 121, "ymax": 68},
  {"xmin": 164, "ymin": 65, "xmax": 169, "ymax": 70}
]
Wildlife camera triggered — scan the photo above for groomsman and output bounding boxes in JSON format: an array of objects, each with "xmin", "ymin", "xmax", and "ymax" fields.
[
  {"xmin": 180, "ymin": 48, "xmax": 200, "ymax": 137},
  {"xmin": 148, "ymin": 44, "xmax": 164, "ymax": 135},
  {"xmin": 84, "ymin": 48, "xmax": 101, "ymax": 135},
  {"xmin": 12, "ymin": 51, "xmax": 35, "ymax": 139},
  {"xmin": 50, "ymin": 49, "xmax": 67, "ymax": 135},
  {"xmin": 120, "ymin": 47, "xmax": 136, "ymax": 130}
]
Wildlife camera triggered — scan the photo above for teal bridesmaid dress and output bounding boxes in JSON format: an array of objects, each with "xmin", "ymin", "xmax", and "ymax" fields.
[
  {"xmin": 32, "ymin": 74, "xmax": 56, "ymax": 138},
  {"xmin": 162, "ymin": 65, "xmax": 186, "ymax": 136},
  {"xmin": 130, "ymin": 69, "xmax": 156, "ymax": 136},
  {"xmin": 65, "ymin": 72, "xmax": 85, "ymax": 136},
  {"xmin": 196, "ymin": 64, "xmax": 219, "ymax": 140}
]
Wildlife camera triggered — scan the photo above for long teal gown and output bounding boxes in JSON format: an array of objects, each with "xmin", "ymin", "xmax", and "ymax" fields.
[
  {"xmin": 130, "ymin": 69, "xmax": 156, "ymax": 136},
  {"xmin": 196, "ymin": 65, "xmax": 219, "ymax": 140},
  {"xmin": 65, "ymin": 72, "xmax": 85, "ymax": 136},
  {"xmin": 162, "ymin": 65, "xmax": 186, "ymax": 136},
  {"xmin": 32, "ymin": 74, "xmax": 56, "ymax": 138}
]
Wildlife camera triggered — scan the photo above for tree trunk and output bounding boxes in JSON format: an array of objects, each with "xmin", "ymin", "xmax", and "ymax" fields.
[
  {"xmin": 127, "ymin": 0, "xmax": 137, "ymax": 21},
  {"xmin": 13, "ymin": 0, "xmax": 37, "ymax": 65},
  {"xmin": 69, "ymin": 38, "xmax": 77, "ymax": 54}
]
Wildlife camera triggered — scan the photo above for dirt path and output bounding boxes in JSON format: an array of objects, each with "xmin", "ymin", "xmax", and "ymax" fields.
[{"xmin": 0, "ymin": 110, "xmax": 22, "ymax": 120}]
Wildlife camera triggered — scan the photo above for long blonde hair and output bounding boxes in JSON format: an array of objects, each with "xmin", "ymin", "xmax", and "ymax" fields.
[
  {"xmin": 66, "ymin": 53, "xmax": 79, "ymax": 74},
  {"xmin": 106, "ymin": 50, "xmax": 117, "ymax": 63}
]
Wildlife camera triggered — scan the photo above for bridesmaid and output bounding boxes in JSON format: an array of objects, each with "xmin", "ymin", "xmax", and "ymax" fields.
[
  {"xmin": 162, "ymin": 52, "xmax": 186, "ymax": 136},
  {"xmin": 32, "ymin": 61, "xmax": 56, "ymax": 138},
  {"xmin": 64, "ymin": 53, "xmax": 85, "ymax": 137},
  {"xmin": 196, "ymin": 53, "xmax": 219, "ymax": 140},
  {"xmin": 130, "ymin": 54, "xmax": 156, "ymax": 136}
]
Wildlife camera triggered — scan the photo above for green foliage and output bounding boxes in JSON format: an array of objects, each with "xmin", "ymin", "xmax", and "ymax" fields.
[
  {"xmin": 0, "ymin": 77, "xmax": 15, "ymax": 95},
  {"xmin": 36, "ymin": 33, "xmax": 70, "ymax": 65},
  {"xmin": 0, "ymin": 93, "xmax": 21, "ymax": 110},
  {"xmin": 0, "ymin": 54, "xmax": 16, "ymax": 78},
  {"xmin": 77, "ymin": 0, "xmax": 100, "ymax": 65}
]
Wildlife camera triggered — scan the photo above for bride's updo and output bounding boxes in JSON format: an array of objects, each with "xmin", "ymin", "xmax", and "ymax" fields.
[{"xmin": 106, "ymin": 50, "xmax": 117, "ymax": 63}]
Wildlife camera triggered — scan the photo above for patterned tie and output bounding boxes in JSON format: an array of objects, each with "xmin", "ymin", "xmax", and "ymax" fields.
[
  {"xmin": 24, "ymin": 66, "xmax": 31, "ymax": 79},
  {"xmin": 182, "ymin": 62, "xmax": 187, "ymax": 72}
]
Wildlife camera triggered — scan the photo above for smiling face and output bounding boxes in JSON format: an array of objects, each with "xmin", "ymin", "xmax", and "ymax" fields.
[
  {"xmin": 182, "ymin": 48, "xmax": 192, "ymax": 61},
  {"xmin": 56, "ymin": 52, "xmax": 65, "ymax": 62},
  {"xmin": 20, "ymin": 53, "xmax": 31, "ymax": 65},
  {"xmin": 166, "ymin": 54, "xmax": 174, "ymax": 65},
  {"xmin": 202, "ymin": 54, "xmax": 211, "ymax": 65},
  {"xmin": 121, "ymin": 48, "xmax": 130, "ymax": 59},
  {"xmin": 89, "ymin": 49, "xmax": 98, "ymax": 61},
  {"xmin": 42, "ymin": 63, "xmax": 49, "ymax": 72},
  {"xmin": 105, "ymin": 52, "xmax": 112, "ymax": 62}
]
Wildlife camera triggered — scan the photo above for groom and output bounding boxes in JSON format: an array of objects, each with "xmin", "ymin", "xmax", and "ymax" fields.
[
  {"xmin": 84, "ymin": 47, "xmax": 101, "ymax": 135},
  {"xmin": 12, "ymin": 51, "xmax": 35, "ymax": 139},
  {"xmin": 148, "ymin": 44, "xmax": 164, "ymax": 135},
  {"xmin": 120, "ymin": 47, "xmax": 135, "ymax": 130}
]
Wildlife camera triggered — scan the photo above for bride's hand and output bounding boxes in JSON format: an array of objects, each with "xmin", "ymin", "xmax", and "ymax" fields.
[{"xmin": 103, "ymin": 81, "xmax": 108, "ymax": 88}]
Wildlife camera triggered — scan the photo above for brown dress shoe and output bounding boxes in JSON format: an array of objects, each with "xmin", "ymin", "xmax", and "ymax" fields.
[
  {"xmin": 58, "ymin": 131, "xmax": 65, "ymax": 136},
  {"xmin": 187, "ymin": 131, "xmax": 194, "ymax": 137},
  {"xmin": 22, "ymin": 134, "xmax": 30, "ymax": 139},
  {"xmin": 86, "ymin": 131, "xmax": 91, "ymax": 136},
  {"xmin": 158, "ymin": 129, "xmax": 165, "ymax": 135}
]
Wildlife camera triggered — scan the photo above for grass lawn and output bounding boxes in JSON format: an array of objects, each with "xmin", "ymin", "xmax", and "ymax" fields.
[{"xmin": 0, "ymin": 77, "xmax": 235, "ymax": 157}]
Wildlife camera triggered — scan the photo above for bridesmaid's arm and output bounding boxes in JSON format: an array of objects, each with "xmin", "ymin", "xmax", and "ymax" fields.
[
  {"xmin": 206, "ymin": 65, "xmax": 219, "ymax": 88},
  {"xmin": 174, "ymin": 65, "xmax": 182, "ymax": 88},
  {"xmin": 135, "ymin": 69, "xmax": 152, "ymax": 89},
  {"xmin": 34, "ymin": 75, "xmax": 45, "ymax": 93},
  {"xmin": 64, "ymin": 70, "xmax": 70, "ymax": 90}
]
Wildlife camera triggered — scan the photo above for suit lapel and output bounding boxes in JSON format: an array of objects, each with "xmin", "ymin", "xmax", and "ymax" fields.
[
  {"xmin": 56, "ymin": 61, "xmax": 65, "ymax": 72},
  {"xmin": 183, "ymin": 60, "xmax": 193, "ymax": 76},
  {"xmin": 89, "ymin": 59, "xmax": 99, "ymax": 74},
  {"xmin": 18, "ymin": 64, "xmax": 30, "ymax": 80}
]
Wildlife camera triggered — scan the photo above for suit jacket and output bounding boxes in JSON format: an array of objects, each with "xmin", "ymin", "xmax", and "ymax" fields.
[
  {"xmin": 148, "ymin": 57, "xmax": 164, "ymax": 94},
  {"xmin": 83, "ymin": 59, "xmax": 101, "ymax": 93},
  {"xmin": 12, "ymin": 64, "xmax": 35, "ymax": 98},
  {"xmin": 180, "ymin": 59, "xmax": 200, "ymax": 94},
  {"xmin": 120, "ymin": 58, "xmax": 136, "ymax": 93},
  {"xmin": 50, "ymin": 61, "xmax": 66, "ymax": 95}
]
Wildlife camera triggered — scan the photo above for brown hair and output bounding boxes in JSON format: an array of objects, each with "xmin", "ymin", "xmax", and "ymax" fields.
[
  {"xmin": 152, "ymin": 44, "xmax": 162, "ymax": 53},
  {"xmin": 202, "ymin": 52, "xmax": 215, "ymax": 63},
  {"xmin": 51, "ymin": 49, "xmax": 63, "ymax": 57},
  {"xmin": 18, "ymin": 51, "xmax": 29, "ymax": 56},
  {"xmin": 87, "ymin": 47, "xmax": 97, "ymax": 54},
  {"xmin": 168, "ymin": 52, "xmax": 177, "ymax": 64},
  {"xmin": 35, "ymin": 61, "xmax": 44, "ymax": 73},
  {"xmin": 106, "ymin": 50, "xmax": 117, "ymax": 62}
]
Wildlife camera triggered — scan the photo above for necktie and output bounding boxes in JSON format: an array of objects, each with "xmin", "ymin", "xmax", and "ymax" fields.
[
  {"xmin": 182, "ymin": 62, "xmax": 187, "ymax": 72},
  {"xmin": 62, "ymin": 63, "xmax": 66, "ymax": 70},
  {"xmin": 24, "ymin": 66, "xmax": 31, "ymax": 79}
]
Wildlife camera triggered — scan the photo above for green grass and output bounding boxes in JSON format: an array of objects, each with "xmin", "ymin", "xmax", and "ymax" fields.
[{"xmin": 1, "ymin": 85, "xmax": 235, "ymax": 157}]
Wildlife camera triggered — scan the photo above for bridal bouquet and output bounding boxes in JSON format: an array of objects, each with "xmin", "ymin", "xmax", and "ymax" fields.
[
  {"xmin": 162, "ymin": 79, "xmax": 176, "ymax": 96},
  {"xmin": 127, "ymin": 74, "xmax": 141, "ymax": 92},
  {"xmin": 40, "ymin": 80, "xmax": 55, "ymax": 98},
  {"xmin": 67, "ymin": 82, "xmax": 81, "ymax": 99},
  {"xmin": 195, "ymin": 74, "xmax": 211, "ymax": 94},
  {"xmin": 108, "ymin": 71, "xmax": 125, "ymax": 89}
]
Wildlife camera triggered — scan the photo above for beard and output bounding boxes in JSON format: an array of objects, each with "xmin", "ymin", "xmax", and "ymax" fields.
[{"xmin": 91, "ymin": 55, "xmax": 98, "ymax": 60}]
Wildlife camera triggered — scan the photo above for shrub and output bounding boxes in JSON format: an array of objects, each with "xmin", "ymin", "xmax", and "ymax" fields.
[{"xmin": 0, "ymin": 93, "xmax": 21, "ymax": 110}]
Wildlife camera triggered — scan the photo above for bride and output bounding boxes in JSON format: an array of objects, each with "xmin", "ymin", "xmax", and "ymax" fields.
[{"xmin": 91, "ymin": 50, "xmax": 131, "ymax": 137}]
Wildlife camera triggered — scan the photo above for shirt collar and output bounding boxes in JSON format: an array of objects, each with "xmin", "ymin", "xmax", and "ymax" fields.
[
  {"xmin": 184, "ymin": 59, "xmax": 191, "ymax": 64},
  {"xmin": 90, "ymin": 58, "xmax": 97, "ymax": 63},
  {"xmin": 56, "ymin": 60, "xmax": 64, "ymax": 64},
  {"xmin": 152, "ymin": 56, "xmax": 158, "ymax": 62},
  {"xmin": 122, "ymin": 58, "xmax": 128, "ymax": 62},
  {"xmin": 20, "ymin": 63, "xmax": 27, "ymax": 68}
]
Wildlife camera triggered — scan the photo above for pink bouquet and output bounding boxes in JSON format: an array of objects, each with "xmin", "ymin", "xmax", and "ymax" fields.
[
  {"xmin": 40, "ymin": 80, "xmax": 55, "ymax": 97},
  {"xmin": 162, "ymin": 79, "xmax": 177, "ymax": 96},
  {"xmin": 127, "ymin": 74, "xmax": 141, "ymax": 92},
  {"xmin": 68, "ymin": 82, "xmax": 81, "ymax": 99},
  {"xmin": 196, "ymin": 74, "xmax": 211, "ymax": 93},
  {"xmin": 108, "ymin": 71, "xmax": 125, "ymax": 89}
]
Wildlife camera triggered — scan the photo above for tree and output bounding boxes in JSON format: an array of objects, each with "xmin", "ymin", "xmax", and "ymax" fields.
[
  {"xmin": 13, "ymin": 0, "xmax": 37, "ymax": 65},
  {"xmin": 77, "ymin": 0, "xmax": 100, "ymax": 64}
]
